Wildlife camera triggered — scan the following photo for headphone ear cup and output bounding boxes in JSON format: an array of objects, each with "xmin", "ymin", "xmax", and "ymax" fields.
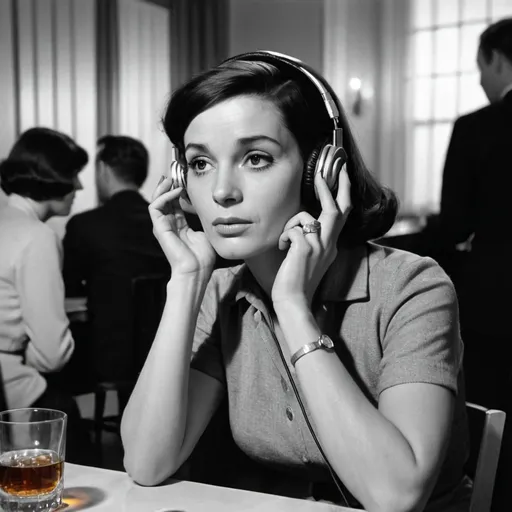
[
  {"xmin": 169, "ymin": 160, "xmax": 196, "ymax": 214},
  {"xmin": 318, "ymin": 145, "xmax": 347, "ymax": 197},
  {"xmin": 302, "ymin": 142, "xmax": 325, "ymax": 207},
  {"xmin": 169, "ymin": 160, "xmax": 187, "ymax": 190}
]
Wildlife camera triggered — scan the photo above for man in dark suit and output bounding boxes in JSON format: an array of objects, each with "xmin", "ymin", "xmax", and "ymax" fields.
[
  {"xmin": 435, "ymin": 19, "xmax": 512, "ymax": 510},
  {"xmin": 62, "ymin": 136, "xmax": 169, "ymax": 385}
]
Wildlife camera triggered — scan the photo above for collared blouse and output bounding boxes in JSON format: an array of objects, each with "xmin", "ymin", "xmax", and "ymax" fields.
[
  {"xmin": 0, "ymin": 195, "xmax": 74, "ymax": 409},
  {"xmin": 190, "ymin": 242, "xmax": 469, "ymax": 509}
]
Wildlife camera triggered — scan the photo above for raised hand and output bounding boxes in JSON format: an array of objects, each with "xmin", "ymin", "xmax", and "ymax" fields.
[
  {"xmin": 271, "ymin": 161, "xmax": 352, "ymax": 308},
  {"xmin": 149, "ymin": 175, "xmax": 216, "ymax": 276}
]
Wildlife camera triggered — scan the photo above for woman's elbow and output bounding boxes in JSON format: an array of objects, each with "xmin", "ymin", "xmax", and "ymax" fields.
[
  {"xmin": 364, "ymin": 478, "xmax": 430, "ymax": 512},
  {"xmin": 123, "ymin": 449, "xmax": 179, "ymax": 487}
]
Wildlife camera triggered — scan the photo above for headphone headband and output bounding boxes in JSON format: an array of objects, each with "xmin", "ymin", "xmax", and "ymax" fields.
[{"xmin": 221, "ymin": 50, "xmax": 342, "ymax": 146}]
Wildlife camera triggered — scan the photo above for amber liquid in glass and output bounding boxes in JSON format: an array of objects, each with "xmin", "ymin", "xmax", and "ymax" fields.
[{"xmin": 0, "ymin": 449, "xmax": 63, "ymax": 497}]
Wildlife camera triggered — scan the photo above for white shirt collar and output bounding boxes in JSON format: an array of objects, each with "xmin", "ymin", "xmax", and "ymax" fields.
[
  {"xmin": 7, "ymin": 194, "xmax": 42, "ymax": 221},
  {"xmin": 500, "ymin": 83, "xmax": 512, "ymax": 100}
]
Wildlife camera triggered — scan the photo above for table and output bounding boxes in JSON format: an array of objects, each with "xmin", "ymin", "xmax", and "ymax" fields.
[{"xmin": 63, "ymin": 463, "xmax": 359, "ymax": 512}]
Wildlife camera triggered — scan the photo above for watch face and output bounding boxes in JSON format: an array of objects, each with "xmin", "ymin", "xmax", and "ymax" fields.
[{"xmin": 321, "ymin": 335, "xmax": 334, "ymax": 349}]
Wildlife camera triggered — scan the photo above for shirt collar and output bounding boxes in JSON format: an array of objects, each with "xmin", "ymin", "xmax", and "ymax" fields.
[
  {"xmin": 7, "ymin": 194, "xmax": 41, "ymax": 221},
  {"xmin": 500, "ymin": 82, "xmax": 512, "ymax": 100},
  {"xmin": 233, "ymin": 243, "xmax": 370, "ymax": 306}
]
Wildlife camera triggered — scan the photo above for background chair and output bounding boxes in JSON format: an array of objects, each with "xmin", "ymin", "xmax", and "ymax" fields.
[
  {"xmin": 465, "ymin": 401, "xmax": 506, "ymax": 512},
  {"xmin": 92, "ymin": 273, "xmax": 169, "ymax": 456}
]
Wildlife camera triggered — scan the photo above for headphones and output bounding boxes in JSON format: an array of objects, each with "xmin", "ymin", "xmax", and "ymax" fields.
[{"xmin": 169, "ymin": 50, "xmax": 347, "ymax": 208}]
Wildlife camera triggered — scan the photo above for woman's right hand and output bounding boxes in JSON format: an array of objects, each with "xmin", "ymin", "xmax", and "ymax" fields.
[{"xmin": 149, "ymin": 176, "xmax": 216, "ymax": 276}]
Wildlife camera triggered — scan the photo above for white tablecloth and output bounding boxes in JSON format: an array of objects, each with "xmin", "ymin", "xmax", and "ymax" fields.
[{"xmin": 63, "ymin": 463, "xmax": 359, "ymax": 512}]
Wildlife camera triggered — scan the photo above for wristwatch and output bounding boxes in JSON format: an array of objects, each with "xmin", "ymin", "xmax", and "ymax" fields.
[{"xmin": 290, "ymin": 334, "xmax": 334, "ymax": 367}]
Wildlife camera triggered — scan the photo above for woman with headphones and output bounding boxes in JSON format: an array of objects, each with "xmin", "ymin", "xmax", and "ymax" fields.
[{"xmin": 121, "ymin": 52, "xmax": 470, "ymax": 511}]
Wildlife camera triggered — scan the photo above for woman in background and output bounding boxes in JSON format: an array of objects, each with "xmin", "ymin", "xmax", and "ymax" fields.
[
  {"xmin": 122, "ymin": 52, "xmax": 470, "ymax": 511},
  {"xmin": 0, "ymin": 127, "xmax": 89, "ymax": 462}
]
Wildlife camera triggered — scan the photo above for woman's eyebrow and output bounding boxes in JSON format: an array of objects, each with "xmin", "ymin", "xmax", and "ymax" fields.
[
  {"xmin": 238, "ymin": 135, "xmax": 281, "ymax": 147},
  {"xmin": 184, "ymin": 142, "xmax": 210, "ymax": 153}
]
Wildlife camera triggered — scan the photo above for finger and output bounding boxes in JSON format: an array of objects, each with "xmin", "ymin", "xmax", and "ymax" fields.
[
  {"xmin": 282, "ymin": 211, "xmax": 316, "ymax": 232},
  {"xmin": 151, "ymin": 175, "xmax": 174, "ymax": 202},
  {"xmin": 315, "ymin": 171, "xmax": 341, "ymax": 237},
  {"xmin": 335, "ymin": 162, "xmax": 352, "ymax": 216},
  {"xmin": 149, "ymin": 188, "xmax": 184, "ymax": 232},
  {"xmin": 278, "ymin": 226, "xmax": 313, "ymax": 254}
]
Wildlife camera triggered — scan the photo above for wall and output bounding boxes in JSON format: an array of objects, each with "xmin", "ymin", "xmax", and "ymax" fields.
[
  {"xmin": 118, "ymin": 0, "xmax": 172, "ymax": 202},
  {"xmin": 228, "ymin": 0, "xmax": 380, "ymax": 175},
  {"xmin": 229, "ymin": 0, "xmax": 323, "ymax": 71}
]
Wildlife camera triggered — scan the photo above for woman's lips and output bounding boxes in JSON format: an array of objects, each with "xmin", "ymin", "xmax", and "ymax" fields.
[{"xmin": 213, "ymin": 223, "xmax": 251, "ymax": 237}]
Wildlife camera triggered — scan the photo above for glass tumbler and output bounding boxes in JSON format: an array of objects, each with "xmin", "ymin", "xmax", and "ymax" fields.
[{"xmin": 0, "ymin": 408, "xmax": 67, "ymax": 511}]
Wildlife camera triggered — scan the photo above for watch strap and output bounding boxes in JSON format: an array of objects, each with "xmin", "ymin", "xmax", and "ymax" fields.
[{"xmin": 290, "ymin": 334, "xmax": 333, "ymax": 367}]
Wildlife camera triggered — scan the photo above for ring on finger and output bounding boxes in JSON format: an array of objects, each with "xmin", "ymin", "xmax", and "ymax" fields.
[{"xmin": 302, "ymin": 220, "xmax": 321, "ymax": 235}]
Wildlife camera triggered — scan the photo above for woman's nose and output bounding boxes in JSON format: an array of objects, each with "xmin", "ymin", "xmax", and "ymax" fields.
[{"xmin": 212, "ymin": 169, "xmax": 242, "ymax": 206}]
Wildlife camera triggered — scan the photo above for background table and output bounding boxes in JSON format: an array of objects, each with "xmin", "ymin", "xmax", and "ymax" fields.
[{"xmin": 63, "ymin": 463, "xmax": 359, "ymax": 512}]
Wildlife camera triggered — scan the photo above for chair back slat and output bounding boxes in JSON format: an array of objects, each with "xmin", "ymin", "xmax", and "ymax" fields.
[{"xmin": 465, "ymin": 401, "xmax": 506, "ymax": 512}]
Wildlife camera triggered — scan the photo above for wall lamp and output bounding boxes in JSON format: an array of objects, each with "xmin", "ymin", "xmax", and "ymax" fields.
[{"xmin": 349, "ymin": 77, "xmax": 363, "ymax": 116}]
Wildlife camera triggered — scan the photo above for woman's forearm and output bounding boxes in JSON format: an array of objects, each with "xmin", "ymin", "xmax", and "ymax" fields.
[
  {"xmin": 275, "ymin": 303, "xmax": 432, "ymax": 512},
  {"xmin": 121, "ymin": 273, "xmax": 210, "ymax": 485}
]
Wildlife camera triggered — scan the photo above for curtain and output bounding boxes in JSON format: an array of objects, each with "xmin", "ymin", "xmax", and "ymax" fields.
[
  {"xmin": 96, "ymin": 0, "xmax": 119, "ymax": 137},
  {"xmin": 169, "ymin": 0, "xmax": 230, "ymax": 90}
]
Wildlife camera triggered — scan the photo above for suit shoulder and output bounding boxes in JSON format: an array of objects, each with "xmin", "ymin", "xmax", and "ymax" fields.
[
  {"xmin": 456, "ymin": 101, "xmax": 505, "ymax": 127},
  {"xmin": 67, "ymin": 206, "xmax": 108, "ymax": 229}
]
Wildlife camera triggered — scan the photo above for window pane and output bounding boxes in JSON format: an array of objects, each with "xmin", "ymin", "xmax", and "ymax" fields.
[
  {"xmin": 412, "ymin": 0, "xmax": 433, "ymax": 29},
  {"xmin": 462, "ymin": 0, "xmax": 488, "ymax": 22},
  {"xmin": 458, "ymin": 73, "xmax": 488, "ymax": 114},
  {"xmin": 434, "ymin": 76, "xmax": 457, "ymax": 119},
  {"xmin": 410, "ymin": 126, "xmax": 432, "ymax": 210},
  {"xmin": 435, "ymin": 27, "xmax": 459, "ymax": 74},
  {"xmin": 436, "ymin": 0, "xmax": 459, "ymax": 25},
  {"xmin": 492, "ymin": 0, "xmax": 512, "ymax": 19},
  {"xmin": 431, "ymin": 123, "xmax": 453, "ymax": 211},
  {"xmin": 460, "ymin": 23, "xmax": 487, "ymax": 72},
  {"xmin": 413, "ymin": 78, "xmax": 433, "ymax": 120},
  {"xmin": 413, "ymin": 31, "xmax": 433, "ymax": 76}
]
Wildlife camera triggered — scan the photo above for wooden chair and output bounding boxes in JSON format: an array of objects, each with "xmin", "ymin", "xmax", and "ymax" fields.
[
  {"xmin": 465, "ymin": 401, "xmax": 506, "ymax": 512},
  {"xmin": 92, "ymin": 273, "xmax": 169, "ymax": 455}
]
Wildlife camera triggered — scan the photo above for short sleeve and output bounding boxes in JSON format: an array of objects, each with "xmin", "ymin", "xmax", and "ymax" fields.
[
  {"xmin": 378, "ymin": 257, "xmax": 463, "ymax": 396},
  {"xmin": 190, "ymin": 272, "xmax": 226, "ymax": 386}
]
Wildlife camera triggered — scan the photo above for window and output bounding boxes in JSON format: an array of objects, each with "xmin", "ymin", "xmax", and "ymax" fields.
[{"xmin": 405, "ymin": 0, "xmax": 512, "ymax": 213}]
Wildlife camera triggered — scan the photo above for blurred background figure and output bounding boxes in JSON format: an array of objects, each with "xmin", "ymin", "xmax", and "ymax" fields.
[
  {"xmin": 62, "ymin": 135, "xmax": 169, "ymax": 392},
  {"xmin": 0, "ymin": 127, "xmax": 90, "ymax": 462},
  {"xmin": 435, "ymin": 17, "xmax": 512, "ymax": 410},
  {"xmin": 432, "ymin": 19, "xmax": 512, "ymax": 512}
]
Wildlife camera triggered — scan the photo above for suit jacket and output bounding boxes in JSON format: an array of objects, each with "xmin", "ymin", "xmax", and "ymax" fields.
[
  {"xmin": 63, "ymin": 190, "xmax": 169, "ymax": 381},
  {"xmin": 438, "ymin": 90, "xmax": 512, "ymax": 253},
  {"xmin": 436, "ymin": 90, "xmax": 512, "ymax": 333}
]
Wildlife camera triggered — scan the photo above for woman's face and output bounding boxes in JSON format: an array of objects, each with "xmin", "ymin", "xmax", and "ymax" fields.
[
  {"xmin": 49, "ymin": 175, "xmax": 82, "ymax": 217},
  {"xmin": 183, "ymin": 95, "xmax": 303, "ymax": 260}
]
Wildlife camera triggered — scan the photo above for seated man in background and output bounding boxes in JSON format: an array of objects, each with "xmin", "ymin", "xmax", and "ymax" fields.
[{"xmin": 62, "ymin": 135, "xmax": 169, "ymax": 389}]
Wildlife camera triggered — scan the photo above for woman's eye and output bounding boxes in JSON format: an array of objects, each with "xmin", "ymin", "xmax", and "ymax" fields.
[
  {"xmin": 247, "ymin": 153, "xmax": 273, "ymax": 170},
  {"xmin": 188, "ymin": 158, "xmax": 212, "ymax": 173}
]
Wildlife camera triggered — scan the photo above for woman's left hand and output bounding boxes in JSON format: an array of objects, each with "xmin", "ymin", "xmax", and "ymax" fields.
[{"xmin": 271, "ymin": 164, "xmax": 352, "ymax": 309}]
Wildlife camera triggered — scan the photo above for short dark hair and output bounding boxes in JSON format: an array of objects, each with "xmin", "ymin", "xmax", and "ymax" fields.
[
  {"xmin": 479, "ymin": 18, "xmax": 512, "ymax": 63},
  {"xmin": 162, "ymin": 56, "xmax": 398, "ymax": 245},
  {"xmin": 0, "ymin": 127, "xmax": 88, "ymax": 201},
  {"xmin": 96, "ymin": 135, "xmax": 149, "ymax": 188}
]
